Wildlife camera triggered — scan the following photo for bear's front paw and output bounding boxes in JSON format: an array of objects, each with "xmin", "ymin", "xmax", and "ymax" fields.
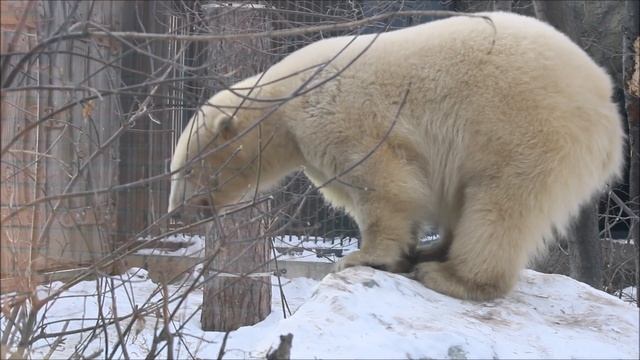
[{"xmin": 335, "ymin": 250, "xmax": 412, "ymax": 273}]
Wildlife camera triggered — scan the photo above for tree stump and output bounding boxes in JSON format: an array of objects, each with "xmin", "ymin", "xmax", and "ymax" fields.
[{"xmin": 201, "ymin": 208, "xmax": 271, "ymax": 331}]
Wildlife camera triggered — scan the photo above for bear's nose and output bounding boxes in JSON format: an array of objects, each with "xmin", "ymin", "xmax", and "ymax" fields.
[
  {"xmin": 196, "ymin": 198, "xmax": 213, "ymax": 219},
  {"xmin": 170, "ymin": 211, "xmax": 182, "ymax": 222}
]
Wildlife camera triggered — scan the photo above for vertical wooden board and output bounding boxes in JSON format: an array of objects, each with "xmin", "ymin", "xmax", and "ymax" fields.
[
  {"xmin": 145, "ymin": 1, "xmax": 173, "ymax": 234},
  {"xmin": 115, "ymin": 1, "xmax": 166, "ymax": 244},
  {"xmin": 37, "ymin": 1, "xmax": 81, "ymax": 270},
  {"xmin": 1, "ymin": 1, "xmax": 39, "ymax": 286},
  {"xmin": 116, "ymin": 1, "xmax": 185, "ymax": 242}
]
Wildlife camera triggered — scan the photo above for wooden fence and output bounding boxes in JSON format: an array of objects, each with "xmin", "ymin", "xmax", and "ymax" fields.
[{"xmin": 1, "ymin": 1, "xmax": 123, "ymax": 290}]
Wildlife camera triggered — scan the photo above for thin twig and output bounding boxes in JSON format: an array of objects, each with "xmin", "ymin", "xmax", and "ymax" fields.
[{"xmin": 216, "ymin": 332, "xmax": 230, "ymax": 360}]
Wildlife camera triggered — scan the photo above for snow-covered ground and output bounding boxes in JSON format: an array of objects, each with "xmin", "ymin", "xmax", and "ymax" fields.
[
  {"xmin": 5, "ymin": 265, "xmax": 638, "ymax": 359},
  {"xmin": 136, "ymin": 233, "xmax": 206, "ymax": 257},
  {"xmin": 262, "ymin": 268, "xmax": 639, "ymax": 359}
]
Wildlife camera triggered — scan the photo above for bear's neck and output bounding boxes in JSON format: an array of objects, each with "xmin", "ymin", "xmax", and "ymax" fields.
[{"xmin": 243, "ymin": 117, "xmax": 304, "ymax": 193}]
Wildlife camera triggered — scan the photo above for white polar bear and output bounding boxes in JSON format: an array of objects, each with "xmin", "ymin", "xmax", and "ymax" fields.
[{"xmin": 168, "ymin": 12, "xmax": 624, "ymax": 300}]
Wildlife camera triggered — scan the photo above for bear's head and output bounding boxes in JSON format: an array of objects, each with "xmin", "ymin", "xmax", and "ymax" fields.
[
  {"xmin": 167, "ymin": 95, "xmax": 258, "ymax": 221},
  {"xmin": 167, "ymin": 81, "xmax": 300, "ymax": 221}
]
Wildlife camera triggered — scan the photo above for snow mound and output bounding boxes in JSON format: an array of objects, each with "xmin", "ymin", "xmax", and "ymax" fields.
[
  {"xmin": 259, "ymin": 267, "xmax": 639, "ymax": 359},
  {"xmin": 12, "ymin": 267, "xmax": 637, "ymax": 359}
]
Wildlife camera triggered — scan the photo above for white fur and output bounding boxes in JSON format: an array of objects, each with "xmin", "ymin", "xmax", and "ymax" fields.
[{"xmin": 168, "ymin": 12, "xmax": 624, "ymax": 300}]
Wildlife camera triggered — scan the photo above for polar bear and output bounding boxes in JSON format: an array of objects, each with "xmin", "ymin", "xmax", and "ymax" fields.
[{"xmin": 168, "ymin": 12, "xmax": 624, "ymax": 300}]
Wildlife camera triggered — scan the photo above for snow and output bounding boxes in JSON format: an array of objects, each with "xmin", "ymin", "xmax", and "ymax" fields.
[
  {"xmin": 260, "ymin": 268, "xmax": 639, "ymax": 359},
  {"xmin": 5, "ymin": 265, "xmax": 638, "ymax": 359},
  {"xmin": 136, "ymin": 233, "xmax": 206, "ymax": 257}
]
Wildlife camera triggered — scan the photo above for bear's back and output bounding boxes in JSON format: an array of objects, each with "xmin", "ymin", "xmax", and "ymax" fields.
[{"xmin": 258, "ymin": 12, "xmax": 612, "ymax": 109}]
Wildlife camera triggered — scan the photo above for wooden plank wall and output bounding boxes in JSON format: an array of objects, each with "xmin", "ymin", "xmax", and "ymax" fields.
[
  {"xmin": 1, "ymin": 1, "xmax": 40, "ymax": 289},
  {"xmin": 1, "ymin": 1, "xmax": 124, "ymax": 289}
]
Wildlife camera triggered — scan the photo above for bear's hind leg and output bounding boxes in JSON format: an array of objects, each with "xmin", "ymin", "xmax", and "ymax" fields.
[{"xmin": 414, "ymin": 186, "xmax": 541, "ymax": 300}]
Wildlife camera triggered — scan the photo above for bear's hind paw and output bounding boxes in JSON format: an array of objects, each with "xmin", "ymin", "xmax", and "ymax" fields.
[{"xmin": 335, "ymin": 251, "xmax": 412, "ymax": 274}]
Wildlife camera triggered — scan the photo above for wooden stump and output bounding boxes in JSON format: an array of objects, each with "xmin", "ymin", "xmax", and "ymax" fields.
[{"xmin": 201, "ymin": 208, "xmax": 271, "ymax": 331}]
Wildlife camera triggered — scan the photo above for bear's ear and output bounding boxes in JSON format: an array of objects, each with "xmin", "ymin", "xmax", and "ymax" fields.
[{"xmin": 216, "ymin": 114, "xmax": 237, "ymax": 141}]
